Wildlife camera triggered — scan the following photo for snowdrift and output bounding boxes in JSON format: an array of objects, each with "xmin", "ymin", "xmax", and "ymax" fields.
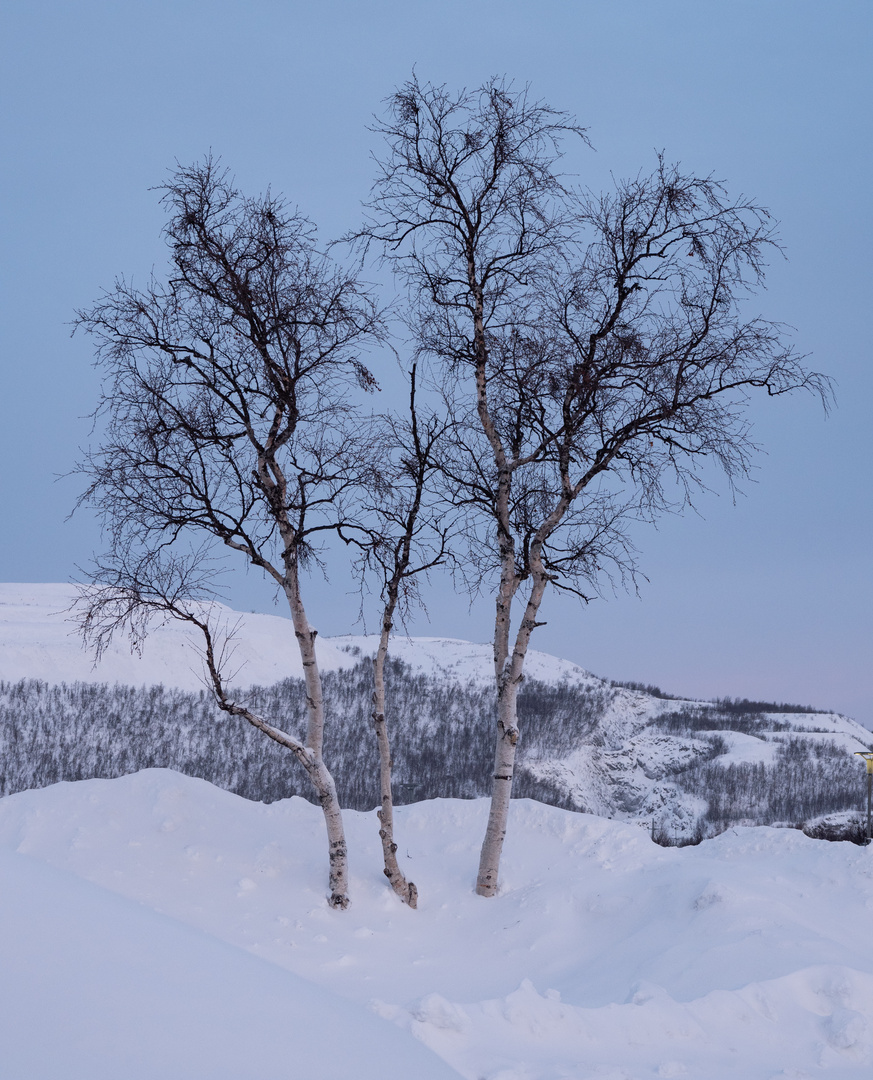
[
  {"xmin": 0, "ymin": 846, "xmax": 457, "ymax": 1080},
  {"xmin": 2, "ymin": 769, "xmax": 873, "ymax": 1078}
]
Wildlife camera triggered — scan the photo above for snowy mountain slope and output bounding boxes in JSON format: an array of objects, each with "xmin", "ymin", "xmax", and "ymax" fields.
[
  {"xmin": 1, "ymin": 582, "xmax": 869, "ymax": 836},
  {"xmin": 2, "ymin": 769, "xmax": 873, "ymax": 1078},
  {"xmin": 0, "ymin": 584, "xmax": 858, "ymax": 727},
  {"xmin": 0, "ymin": 583, "xmax": 360, "ymax": 689},
  {"xmin": 526, "ymin": 705, "xmax": 872, "ymax": 836},
  {"xmin": 331, "ymin": 632, "xmax": 604, "ymax": 689},
  {"xmin": 0, "ymin": 583, "xmax": 600, "ymax": 691}
]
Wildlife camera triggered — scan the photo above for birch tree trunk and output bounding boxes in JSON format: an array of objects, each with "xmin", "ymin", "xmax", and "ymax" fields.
[
  {"xmin": 372, "ymin": 614, "xmax": 418, "ymax": 906},
  {"xmin": 282, "ymin": 565, "xmax": 350, "ymax": 909},
  {"xmin": 476, "ymin": 663, "xmax": 522, "ymax": 896},
  {"xmin": 476, "ymin": 570, "xmax": 550, "ymax": 897}
]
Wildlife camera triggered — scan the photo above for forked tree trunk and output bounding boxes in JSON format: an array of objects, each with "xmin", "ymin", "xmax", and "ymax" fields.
[
  {"xmin": 372, "ymin": 620, "xmax": 418, "ymax": 907},
  {"xmin": 476, "ymin": 571, "xmax": 550, "ymax": 897}
]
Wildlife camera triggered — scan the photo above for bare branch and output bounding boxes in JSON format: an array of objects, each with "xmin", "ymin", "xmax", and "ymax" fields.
[
  {"xmin": 363, "ymin": 76, "xmax": 830, "ymax": 899},
  {"xmin": 73, "ymin": 157, "xmax": 387, "ymax": 910}
]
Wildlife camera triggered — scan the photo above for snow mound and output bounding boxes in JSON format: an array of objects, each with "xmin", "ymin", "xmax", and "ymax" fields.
[
  {"xmin": 0, "ymin": 847, "xmax": 458, "ymax": 1080},
  {"xmin": 393, "ymin": 966, "xmax": 873, "ymax": 1079},
  {"xmin": 3, "ymin": 769, "xmax": 873, "ymax": 1077}
]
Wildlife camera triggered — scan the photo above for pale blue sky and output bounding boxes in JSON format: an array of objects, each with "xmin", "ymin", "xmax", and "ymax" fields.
[{"xmin": 1, "ymin": 1, "xmax": 870, "ymax": 721}]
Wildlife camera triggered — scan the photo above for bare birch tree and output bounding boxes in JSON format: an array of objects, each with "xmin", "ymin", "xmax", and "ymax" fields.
[
  {"xmin": 343, "ymin": 364, "xmax": 451, "ymax": 906},
  {"xmin": 360, "ymin": 75, "xmax": 830, "ymax": 896},
  {"xmin": 75, "ymin": 158, "xmax": 384, "ymax": 909}
]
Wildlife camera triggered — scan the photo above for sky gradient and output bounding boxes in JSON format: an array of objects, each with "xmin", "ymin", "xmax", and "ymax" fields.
[{"xmin": 1, "ymin": 0, "xmax": 870, "ymax": 722}]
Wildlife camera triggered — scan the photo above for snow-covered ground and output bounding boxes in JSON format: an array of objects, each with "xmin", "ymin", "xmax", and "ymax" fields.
[
  {"xmin": 3, "ymin": 582, "xmax": 872, "ymax": 1075},
  {"xmin": 0, "ymin": 843, "xmax": 455, "ymax": 1080},
  {"xmin": 2, "ymin": 769, "xmax": 873, "ymax": 1078}
]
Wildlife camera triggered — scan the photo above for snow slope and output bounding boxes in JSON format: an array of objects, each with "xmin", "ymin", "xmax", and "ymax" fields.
[
  {"xmin": 0, "ymin": 846, "xmax": 457, "ymax": 1080},
  {"xmin": 0, "ymin": 582, "xmax": 599, "ymax": 690},
  {"xmin": 0, "ymin": 583, "xmax": 359, "ymax": 690},
  {"xmin": 2, "ymin": 769, "xmax": 872, "ymax": 1078}
]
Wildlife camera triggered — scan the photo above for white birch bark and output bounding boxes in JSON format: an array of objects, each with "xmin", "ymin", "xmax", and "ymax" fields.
[
  {"xmin": 250, "ymin": 407, "xmax": 352, "ymax": 910},
  {"xmin": 372, "ymin": 613, "xmax": 418, "ymax": 906},
  {"xmin": 281, "ymin": 569, "xmax": 350, "ymax": 909},
  {"xmin": 194, "ymin": 590, "xmax": 350, "ymax": 910},
  {"xmin": 476, "ymin": 571, "xmax": 549, "ymax": 896}
]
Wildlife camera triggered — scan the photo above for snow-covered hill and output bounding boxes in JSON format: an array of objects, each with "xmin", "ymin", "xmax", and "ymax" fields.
[
  {"xmin": 2, "ymin": 769, "xmax": 873, "ymax": 1078},
  {"xmin": 0, "ymin": 582, "xmax": 597, "ymax": 690},
  {"xmin": 1, "ymin": 583, "xmax": 870, "ymax": 837}
]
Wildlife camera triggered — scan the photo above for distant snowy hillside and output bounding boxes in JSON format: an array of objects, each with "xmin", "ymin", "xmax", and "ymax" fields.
[
  {"xmin": 0, "ymin": 583, "xmax": 595, "ymax": 690},
  {"xmin": 0, "ymin": 583, "xmax": 359, "ymax": 689},
  {"xmin": 3, "ymin": 770, "xmax": 873, "ymax": 1078},
  {"xmin": 1, "ymin": 583, "xmax": 870, "ymax": 838}
]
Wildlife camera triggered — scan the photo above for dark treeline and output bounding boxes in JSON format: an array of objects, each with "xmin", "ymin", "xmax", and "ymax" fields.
[
  {"xmin": 653, "ymin": 706, "xmax": 793, "ymax": 736},
  {"xmin": 651, "ymin": 707, "xmax": 864, "ymax": 832},
  {"xmin": 0, "ymin": 660, "xmax": 611, "ymax": 809},
  {"xmin": 712, "ymin": 697, "xmax": 820, "ymax": 715},
  {"xmin": 0, "ymin": 664, "xmax": 863, "ymax": 831},
  {"xmin": 683, "ymin": 740, "xmax": 862, "ymax": 830},
  {"xmin": 609, "ymin": 680, "xmax": 678, "ymax": 700}
]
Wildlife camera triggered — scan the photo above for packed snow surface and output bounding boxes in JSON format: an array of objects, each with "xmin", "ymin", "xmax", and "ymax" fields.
[
  {"xmin": 0, "ymin": 846, "xmax": 456, "ymax": 1080},
  {"xmin": 3, "ymin": 769, "xmax": 873, "ymax": 1078},
  {"xmin": 3, "ymin": 582, "xmax": 872, "ymax": 1073}
]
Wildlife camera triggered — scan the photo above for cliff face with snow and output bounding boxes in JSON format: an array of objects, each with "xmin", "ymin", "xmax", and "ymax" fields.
[{"xmin": 1, "ymin": 583, "xmax": 869, "ymax": 837}]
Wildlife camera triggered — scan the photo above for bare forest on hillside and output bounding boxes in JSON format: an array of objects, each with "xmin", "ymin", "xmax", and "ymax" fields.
[{"xmin": 1, "ymin": 663, "xmax": 863, "ymax": 837}]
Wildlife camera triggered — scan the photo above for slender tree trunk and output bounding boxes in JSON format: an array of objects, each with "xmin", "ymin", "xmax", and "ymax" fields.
[
  {"xmin": 476, "ymin": 570, "xmax": 550, "ymax": 897},
  {"xmin": 305, "ymin": 756, "xmax": 350, "ymax": 909},
  {"xmin": 372, "ymin": 617, "xmax": 418, "ymax": 906},
  {"xmin": 476, "ymin": 671, "xmax": 522, "ymax": 896},
  {"xmin": 282, "ymin": 564, "xmax": 350, "ymax": 909},
  {"xmin": 192, "ymin": 603, "xmax": 349, "ymax": 908}
]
